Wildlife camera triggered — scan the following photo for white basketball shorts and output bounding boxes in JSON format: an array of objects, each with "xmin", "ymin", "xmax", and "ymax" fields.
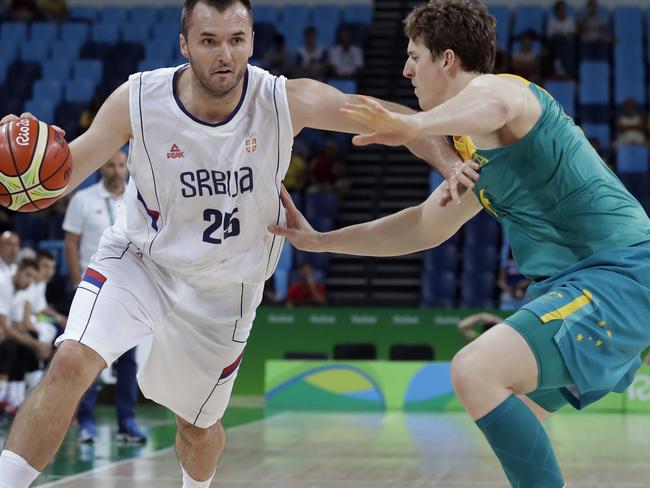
[{"xmin": 55, "ymin": 236, "xmax": 263, "ymax": 428}]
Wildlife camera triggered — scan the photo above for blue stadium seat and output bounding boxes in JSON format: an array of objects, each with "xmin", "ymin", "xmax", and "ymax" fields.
[
  {"xmin": 64, "ymin": 79, "xmax": 96, "ymax": 103},
  {"xmin": 343, "ymin": 4, "xmax": 372, "ymax": 24},
  {"xmin": 613, "ymin": 6, "xmax": 642, "ymax": 42},
  {"xmin": 1, "ymin": 22, "xmax": 28, "ymax": 41},
  {"xmin": 60, "ymin": 22, "xmax": 89, "ymax": 43},
  {"xmin": 615, "ymin": 76, "xmax": 645, "ymax": 107},
  {"xmin": 24, "ymin": 98, "xmax": 55, "ymax": 122},
  {"xmin": 313, "ymin": 5, "xmax": 341, "ymax": 48},
  {"xmin": 464, "ymin": 214, "xmax": 500, "ymax": 248},
  {"xmin": 138, "ymin": 58, "xmax": 168, "ymax": 72},
  {"xmin": 101, "ymin": 6, "xmax": 129, "ymax": 25},
  {"xmin": 282, "ymin": 5, "xmax": 311, "ymax": 26},
  {"xmin": 277, "ymin": 22, "xmax": 303, "ymax": 53},
  {"xmin": 511, "ymin": 41, "xmax": 542, "ymax": 54},
  {"xmin": 305, "ymin": 190, "xmax": 337, "ymax": 225},
  {"xmin": 92, "ymin": 22, "xmax": 120, "ymax": 44},
  {"xmin": 581, "ymin": 123, "xmax": 610, "ymax": 149},
  {"xmin": 252, "ymin": 22, "xmax": 276, "ymax": 59},
  {"xmin": 121, "ymin": 23, "xmax": 151, "ymax": 43},
  {"xmin": 73, "ymin": 60, "xmax": 103, "ymax": 84},
  {"xmin": 421, "ymin": 270, "xmax": 456, "ymax": 308},
  {"xmin": 152, "ymin": 22, "xmax": 180, "ymax": 45},
  {"xmin": 129, "ymin": 6, "xmax": 159, "ymax": 26},
  {"xmin": 617, "ymin": 145, "xmax": 649, "ymax": 174},
  {"xmin": 0, "ymin": 41, "xmax": 18, "ymax": 64},
  {"xmin": 513, "ymin": 5, "xmax": 545, "ymax": 37},
  {"xmin": 30, "ymin": 22, "xmax": 58, "ymax": 42},
  {"xmin": 33, "ymin": 80, "xmax": 63, "ymax": 104},
  {"xmin": 0, "ymin": 60, "xmax": 9, "ymax": 84},
  {"xmin": 20, "ymin": 41, "xmax": 50, "ymax": 63},
  {"xmin": 51, "ymin": 40, "xmax": 82, "ymax": 61},
  {"xmin": 544, "ymin": 81, "xmax": 576, "ymax": 118},
  {"xmin": 41, "ymin": 60, "xmax": 71, "ymax": 81},
  {"xmin": 460, "ymin": 271, "xmax": 496, "ymax": 309},
  {"xmin": 69, "ymin": 5, "xmax": 97, "ymax": 22},
  {"xmin": 327, "ymin": 79, "xmax": 357, "ymax": 94},
  {"xmin": 337, "ymin": 22, "xmax": 368, "ymax": 47},
  {"xmin": 160, "ymin": 5, "xmax": 182, "ymax": 24},
  {"xmin": 488, "ymin": 5, "xmax": 511, "ymax": 52},
  {"xmin": 579, "ymin": 61, "xmax": 609, "ymax": 105},
  {"xmin": 253, "ymin": 5, "xmax": 279, "ymax": 24}
]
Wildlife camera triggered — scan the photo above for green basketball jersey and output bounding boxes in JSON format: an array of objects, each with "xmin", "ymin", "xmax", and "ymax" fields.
[{"xmin": 453, "ymin": 74, "xmax": 650, "ymax": 280}]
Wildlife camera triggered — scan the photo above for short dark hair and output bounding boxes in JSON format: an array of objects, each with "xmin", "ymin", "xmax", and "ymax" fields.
[
  {"xmin": 36, "ymin": 249, "xmax": 56, "ymax": 263},
  {"xmin": 18, "ymin": 258, "xmax": 39, "ymax": 272},
  {"xmin": 182, "ymin": 0, "xmax": 253, "ymax": 37},
  {"xmin": 404, "ymin": 0, "xmax": 496, "ymax": 74}
]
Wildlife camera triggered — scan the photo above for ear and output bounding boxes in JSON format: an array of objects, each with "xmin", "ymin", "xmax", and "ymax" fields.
[
  {"xmin": 442, "ymin": 49, "xmax": 459, "ymax": 75},
  {"xmin": 250, "ymin": 30, "xmax": 255, "ymax": 58},
  {"xmin": 179, "ymin": 33, "xmax": 189, "ymax": 60}
]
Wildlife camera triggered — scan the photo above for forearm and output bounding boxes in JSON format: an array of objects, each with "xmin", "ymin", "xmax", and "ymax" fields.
[
  {"xmin": 373, "ymin": 99, "xmax": 462, "ymax": 177},
  {"xmin": 64, "ymin": 242, "xmax": 81, "ymax": 286},
  {"xmin": 6, "ymin": 327, "xmax": 39, "ymax": 350},
  {"xmin": 318, "ymin": 205, "xmax": 433, "ymax": 257}
]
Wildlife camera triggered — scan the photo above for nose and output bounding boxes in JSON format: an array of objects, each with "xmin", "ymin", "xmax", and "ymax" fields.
[{"xmin": 403, "ymin": 59, "xmax": 414, "ymax": 79}]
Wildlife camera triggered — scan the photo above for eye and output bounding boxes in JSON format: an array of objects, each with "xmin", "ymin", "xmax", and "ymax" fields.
[
  {"xmin": 232, "ymin": 37, "xmax": 243, "ymax": 45},
  {"xmin": 202, "ymin": 38, "xmax": 215, "ymax": 46}
]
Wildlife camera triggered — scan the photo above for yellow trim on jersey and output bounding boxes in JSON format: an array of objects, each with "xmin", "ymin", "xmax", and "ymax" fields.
[
  {"xmin": 479, "ymin": 189, "xmax": 498, "ymax": 218},
  {"xmin": 496, "ymin": 73, "xmax": 532, "ymax": 86},
  {"xmin": 540, "ymin": 290, "xmax": 593, "ymax": 323}
]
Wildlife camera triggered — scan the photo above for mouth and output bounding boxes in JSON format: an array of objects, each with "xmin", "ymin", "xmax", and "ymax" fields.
[{"xmin": 212, "ymin": 68, "xmax": 233, "ymax": 75}]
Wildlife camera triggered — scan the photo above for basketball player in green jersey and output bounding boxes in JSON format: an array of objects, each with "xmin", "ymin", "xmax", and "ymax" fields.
[{"xmin": 269, "ymin": 1, "xmax": 650, "ymax": 486}]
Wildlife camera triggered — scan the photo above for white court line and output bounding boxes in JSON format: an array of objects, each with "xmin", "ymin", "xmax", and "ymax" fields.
[{"xmin": 37, "ymin": 414, "xmax": 285, "ymax": 487}]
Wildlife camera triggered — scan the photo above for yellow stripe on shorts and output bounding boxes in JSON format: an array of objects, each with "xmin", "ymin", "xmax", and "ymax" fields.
[{"xmin": 540, "ymin": 290, "xmax": 593, "ymax": 323}]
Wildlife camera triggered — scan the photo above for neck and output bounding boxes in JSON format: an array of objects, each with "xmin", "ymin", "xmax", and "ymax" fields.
[
  {"xmin": 104, "ymin": 181, "xmax": 125, "ymax": 196},
  {"xmin": 448, "ymin": 71, "xmax": 481, "ymax": 99},
  {"xmin": 178, "ymin": 67, "xmax": 245, "ymax": 124}
]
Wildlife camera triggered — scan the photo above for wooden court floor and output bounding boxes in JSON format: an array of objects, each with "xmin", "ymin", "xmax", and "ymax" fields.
[{"xmin": 29, "ymin": 411, "xmax": 650, "ymax": 487}]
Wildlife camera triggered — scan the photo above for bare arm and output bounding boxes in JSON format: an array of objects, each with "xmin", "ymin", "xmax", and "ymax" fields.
[
  {"xmin": 342, "ymin": 75, "xmax": 542, "ymax": 147},
  {"xmin": 0, "ymin": 82, "xmax": 131, "ymax": 196},
  {"xmin": 64, "ymin": 232, "xmax": 82, "ymax": 287},
  {"xmin": 269, "ymin": 182, "xmax": 483, "ymax": 257},
  {"xmin": 286, "ymin": 78, "xmax": 478, "ymax": 201}
]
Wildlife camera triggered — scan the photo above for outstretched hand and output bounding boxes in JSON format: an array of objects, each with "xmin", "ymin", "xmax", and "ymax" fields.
[
  {"xmin": 268, "ymin": 186, "xmax": 324, "ymax": 252},
  {"xmin": 439, "ymin": 160, "xmax": 481, "ymax": 207},
  {"xmin": 340, "ymin": 96, "xmax": 419, "ymax": 147}
]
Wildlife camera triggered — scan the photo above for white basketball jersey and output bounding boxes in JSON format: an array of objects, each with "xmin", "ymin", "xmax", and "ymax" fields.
[{"xmin": 110, "ymin": 64, "xmax": 292, "ymax": 285}]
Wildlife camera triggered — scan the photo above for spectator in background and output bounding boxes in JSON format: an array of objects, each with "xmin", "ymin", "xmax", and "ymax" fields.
[
  {"xmin": 0, "ymin": 231, "xmax": 19, "ymax": 280},
  {"xmin": 498, "ymin": 239, "xmax": 531, "ymax": 311},
  {"xmin": 284, "ymin": 149, "xmax": 307, "ymax": 195},
  {"xmin": 547, "ymin": 0, "xmax": 576, "ymax": 78},
  {"xmin": 9, "ymin": 0, "xmax": 39, "ymax": 21},
  {"xmin": 297, "ymin": 26, "xmax": 326, "ymax": 80},
  {"xmin": 577, "ymin": 0, "xmax": 610, "ymax": 58},
  {"xmin": 263, "ymin": 34, "xmax": 295, "ymax": 77},
  {"xmin": 511, "ymin": 30, "xmax": 542, "ymax": 85},
  {"xmin": 328, "ymin": 27, "xmax": 364, "ymax": 79},
  {"xmin": 38, "ymin": 0, "xmax": 67, "ymax": 21},
  {"xmin": 308, "ymin": 139, "xmax": 342, "ymax": 192},
  {"xmin": 616, "ymin": 98, "xmax": 647, "ymax": 147},
  {"xmin": 286, "ymin": 262, "xmax": 326, "ymax": 307},
  {"xmin": 62, "ymin": 150, "xmax": 146, "ymax": 444},
  {"xmin": 32, "ymin": 250, "xmax": 67, "ymax": 333},
  {"xmin": 457, "ymin": 312, "xmax": 503, "ymax": 343}
]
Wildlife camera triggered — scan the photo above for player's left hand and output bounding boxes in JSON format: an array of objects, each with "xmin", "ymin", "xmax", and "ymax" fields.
[
  {"xmin": 268, "ymin": 186, "xmax": 324, "ymax": 252},
  {"xmin": 340, "ymin": 96, "xmax": 418, "ymax": 147},
  {"xmin": 440, "ymin": 160, "xmax": 481, "ymax": 207}
]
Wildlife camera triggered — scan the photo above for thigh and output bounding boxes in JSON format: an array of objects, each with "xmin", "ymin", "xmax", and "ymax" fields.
[{"xmin": 55, "ymin": 250, "xmax": 156, "ymax": 368}]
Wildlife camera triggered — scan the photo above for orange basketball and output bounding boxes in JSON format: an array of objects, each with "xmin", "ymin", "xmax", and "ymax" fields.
[{"xmin": 0, "ymin": 118, "xmax": 71, "ymax": 212}]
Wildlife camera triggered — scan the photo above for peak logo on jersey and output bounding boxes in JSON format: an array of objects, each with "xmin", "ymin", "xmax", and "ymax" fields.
[
  {"xmin": 167, "ymin": 144, "xmax": 185, "ymax": 159},
  {"xmin": 245, "ymin": 132, "xmax": 256, "ymax": 153}
]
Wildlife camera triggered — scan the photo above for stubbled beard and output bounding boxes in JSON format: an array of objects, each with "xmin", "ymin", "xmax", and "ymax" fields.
[{"xmin": 191, "ymin": 62, "xmax": 245, "ymax": 100}]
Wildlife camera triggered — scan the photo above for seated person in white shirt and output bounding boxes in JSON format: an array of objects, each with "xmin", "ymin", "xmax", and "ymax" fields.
[
  {"xmin": 0, "ymin": 231, "xmax": 20, "ymax": 280},
  {"xmin": 27, "ymin": 250, "xmax": 67, "ymax": 345},
  {"xmin": 328, "ymin": 27, "xmax": 364, "ymax": 79}
]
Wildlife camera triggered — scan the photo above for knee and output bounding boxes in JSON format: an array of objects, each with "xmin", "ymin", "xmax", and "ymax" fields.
[
  {"xmin": 45, "ymin": 341, "xmax": 105, "ymax": 391},
  {"xmin": 177, "ymin": 418, "xmax": 225, "ymax": 448},
  {"xmin": 450, "ymin": 345, "xmax": 484, "ymax": 400}
]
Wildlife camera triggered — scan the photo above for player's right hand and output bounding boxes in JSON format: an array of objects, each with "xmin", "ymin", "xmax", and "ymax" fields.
[
  {"xmin": 440, "ymin": 160, "xmax": 481, "ymax": 207},
  {"xmin": 268, "ymin": 185, "xmax": 324, "ymax": 252},
  {"xmin": 0, "ymin": 112, "xmax": 66, "ymax": 137}
]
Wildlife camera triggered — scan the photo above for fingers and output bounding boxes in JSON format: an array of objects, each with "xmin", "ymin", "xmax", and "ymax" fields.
[
  {"xmin": 448, "ymin": 177, "xmax": 461, "ymax": 205},
  {"xmin": 351, "ymin": 133, "xmax": 378, "ymax": 146},
  {"xmin": 279, "ymin": 185, "xmax": 296, "ymax": 211},
  {"xmin": 0, "ymin": 114, "xmax": 19, "ymax": 126},
  {"xmin": 456, "ymin": 172, "xmax": 476, "ymax": 191},
  {"xmin": 51, "ymin": 125, "xmax": 66, "ymax": 137},
  {"xmin": 20, "ymin": 112, "xmax": 37, "ymax": 121},
  {"xmin": 267, "ymin": 224, "xmax": 288, "ymax": 237}
]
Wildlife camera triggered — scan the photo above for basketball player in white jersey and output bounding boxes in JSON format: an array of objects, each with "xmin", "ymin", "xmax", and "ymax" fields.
[{"xmin": 0, "ymin": 1, "xmax": 475, "ymax": 486}]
